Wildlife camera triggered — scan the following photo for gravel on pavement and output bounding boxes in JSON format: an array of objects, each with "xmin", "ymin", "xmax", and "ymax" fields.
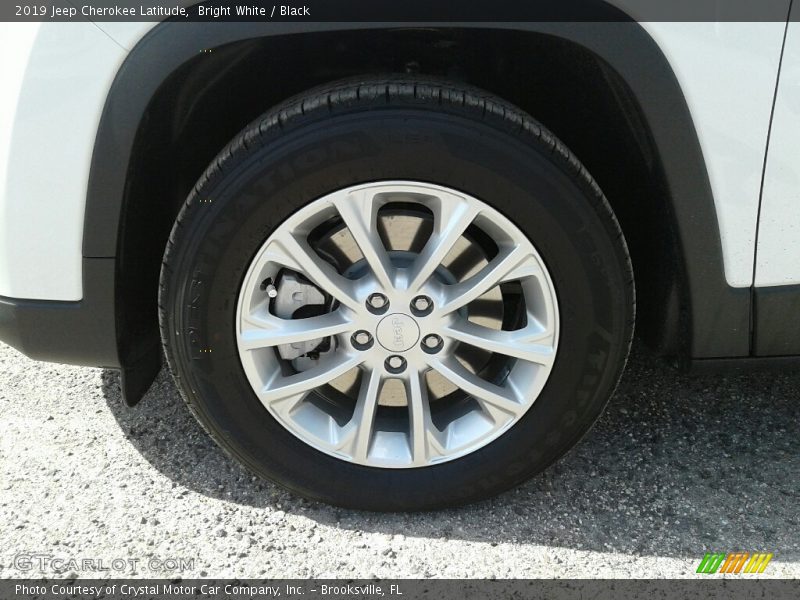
[{"xmin": 1, "ymin": 341, "xmax": 798, "ymax": 578}]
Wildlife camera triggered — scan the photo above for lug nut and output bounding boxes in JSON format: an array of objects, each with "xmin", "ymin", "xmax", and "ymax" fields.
[
  {"xmin": 351, "ymin": 330, "xmax": 373, "ymax": 350},
  {"xmin": 385, "ymin": 355, "xmax": 407, "ymax": 373},
  {"xmin": 421, "ymin": 334, "xmax": 443, "ymax": 354},
  {"xmin": 354, "ymin": 331, "xmax": 371, "ymax": 345},
  {"xmin": 423, "ymin": 334, "xmax": 441, "ymax": 348},
  {"xmin": 411, "ymin": 295, "xmax": 433, "ymax": 316},
  {"xmin": 367, "ymin": 293, "xmax": 389, "ymax": 312}
]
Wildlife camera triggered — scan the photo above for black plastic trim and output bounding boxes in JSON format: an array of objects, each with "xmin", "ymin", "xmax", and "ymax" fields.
[
  {"xmin": 83, "ymin": 19, "xmax": 752, "ymax": 360},
  {"xmin": 0, "ymin": 258, "xmax": 119, "ymax": 368},
  {"xmin": 753, "ymin": 284, "xmax": 800, "ymax": 356},
  {"xmin": 690, "ymin": 354, "xmax": 800, "ymax": 374},
  {"xmin": 0, "ymin": 257, "xmax": 161, "ymax": 405}
]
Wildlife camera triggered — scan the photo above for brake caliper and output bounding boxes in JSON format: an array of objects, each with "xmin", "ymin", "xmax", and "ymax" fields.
[{"xmin": 272, "ymin": 272, "xmax": 335, "ymax": 371}]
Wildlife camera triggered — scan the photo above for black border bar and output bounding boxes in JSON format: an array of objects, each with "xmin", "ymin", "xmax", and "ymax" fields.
[
  {"xmin": 3, "ymin": 0, "xmax": 799, "ymax": 22},
  {"xmin": 5, "ymin": 579, "xmax": 800, "ymax": 600}
]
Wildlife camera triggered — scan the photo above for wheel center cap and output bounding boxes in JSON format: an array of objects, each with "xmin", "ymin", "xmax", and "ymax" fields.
[{"xmin": 376, "ymin": 313, "xmax": 420, "ymax": 352}]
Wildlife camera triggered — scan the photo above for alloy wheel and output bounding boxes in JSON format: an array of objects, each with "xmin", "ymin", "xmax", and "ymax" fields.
[{"xmin": 235, "ymin": 181, "xmax": 560, "ymax": 468}]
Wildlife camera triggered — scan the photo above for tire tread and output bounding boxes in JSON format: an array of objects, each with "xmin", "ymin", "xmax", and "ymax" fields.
[{"xmin": 159, "ymin": 76, "xmax": 635, "ymax": 509}]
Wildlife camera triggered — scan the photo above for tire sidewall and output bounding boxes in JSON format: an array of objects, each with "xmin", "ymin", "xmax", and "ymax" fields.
[{"xmin": 164, "ymin": 109, "xmax": 632, "ymax": 510}]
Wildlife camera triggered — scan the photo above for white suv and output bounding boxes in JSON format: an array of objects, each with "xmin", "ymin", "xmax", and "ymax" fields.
[{"xmin": 1, "ymin": 11, "xmax": 798, "ymax": 510}]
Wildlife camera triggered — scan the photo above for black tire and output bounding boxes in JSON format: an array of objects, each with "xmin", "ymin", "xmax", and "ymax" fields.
[{"xmin": 159, "ymin": 77, "xmax": 634, "ymax": 510}]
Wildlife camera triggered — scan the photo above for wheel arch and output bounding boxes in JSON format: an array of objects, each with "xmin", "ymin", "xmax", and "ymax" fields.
[{"xmin": 83, "ymin": 20, "xmax": 749, "ymax": 403}]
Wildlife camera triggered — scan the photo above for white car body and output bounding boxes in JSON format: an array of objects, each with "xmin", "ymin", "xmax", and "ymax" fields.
[
  {"xmin": 1, "ymin": 19, "xmax": 799, "ymax": 301},
  {"xmin": 0, "ymin": 10, "xmax": 798, "ymax": 392}
]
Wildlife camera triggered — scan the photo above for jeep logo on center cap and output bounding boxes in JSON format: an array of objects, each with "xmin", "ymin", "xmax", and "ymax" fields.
[{"xmin": 376, "ymin": 313, "xmax": 420, "ymax": 352}]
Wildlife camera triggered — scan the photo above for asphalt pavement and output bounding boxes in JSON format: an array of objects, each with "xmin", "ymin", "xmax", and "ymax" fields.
[{"xmin": 1, "ymin": 341, "xmax": 798, "ymax": 578}]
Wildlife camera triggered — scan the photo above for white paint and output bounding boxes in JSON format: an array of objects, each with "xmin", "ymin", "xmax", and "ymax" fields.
[
  {"xmin": 0, "ymin": 20, "xmax": 791, "ymax": 300},
  {"xmin": 0, "ymin": 23, "xmax": 127, "ymax": 300},
  {"xmin": 756, "ymin": 11, "xmax": 800, "ymax": 287},
  {"xmin": 89, "ymin": 22, "xmax": 158, "ymax": 52},
  {"xmin": 642, "ymin": 22, "xmax": 787, "ymax": 287}
]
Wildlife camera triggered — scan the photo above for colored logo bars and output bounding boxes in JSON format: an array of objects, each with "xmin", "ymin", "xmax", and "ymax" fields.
[{"xmin": 696, "ymin": 552, "xmax": 774, "ymax": 574}]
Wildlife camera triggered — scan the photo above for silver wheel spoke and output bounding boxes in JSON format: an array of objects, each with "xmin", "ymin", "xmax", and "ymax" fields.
[
  {"xmin": 407, "ymin": 196, "xmax": 480, "ymax": 292},
  {"xmin": 427, "ymin": 355, "xmax": 525, "ymax": 418},
  {"xmin": 240, "ymin": 311, "xmax": 351, "ymax": 351},
  {"xmin": 439, "ymin": 247, "xmax": 544, "ymax": 315},
  {"xmin": 260, "ymin": 353, "xmax": 362, "ymax": 405},
  {"xmin": 264, "ymin": 230, "xmax": 360, "ymax": 311},
  {"xmin": 340, "ymin": 367, "xmax": 383, "ymax": 461},
  {"xmin": 443, "ymin": 320, "xmax": 556, "ymax": 367},
  {"xmin": 406, "ymin": 371, "xmax": 445, "ymax": 465},
  {"xmin": 332, "ymin": 191, "xmax": 394, "ymax": 290}
]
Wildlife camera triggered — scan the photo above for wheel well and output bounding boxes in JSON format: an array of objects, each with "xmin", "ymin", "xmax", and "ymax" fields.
[{"xmin": 118, "ymin": 27, "xmax": 685, "ymax": 371}]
